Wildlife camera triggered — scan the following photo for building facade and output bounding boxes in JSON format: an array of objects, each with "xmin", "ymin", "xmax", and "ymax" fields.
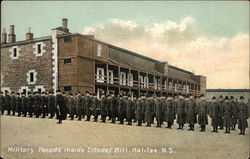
[
  {"xmin": 1, "ymin": 19, "xmax": 206, "ymax": 97},
  {"xmin": 206, "ymin": 89, "xmax": 250, "ymax": 100}
]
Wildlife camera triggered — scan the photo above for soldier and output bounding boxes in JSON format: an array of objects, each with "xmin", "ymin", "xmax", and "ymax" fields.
[
  {"xmin": 84, "ymin": 91, "xmax": 92, "ymax": 121},
  {"xmin": 237, "ymin": 96, "xmax": 248, "ymax": 135},
  {"xmin": 223, "ymin": 96, "xmax": 232, "ymax": 134},
  {"xmin": 185, "ymin": 94, "xmax": 197, "ymax": 131},
  {"xmin": 34, "ymin": 92, "xmax": 41, "ymax": 118},
  {"xmin": 100, "ymin": 94, "xmax": 108, "ymax": 123},
  {"xmin": 118, "ymin": 95, "xmax": 126, "ymax": 125},
  {"xmin": 230, "ymin": 96, "xmax": 238, "ymax": 131},
  {"xmin": 41, "ymin": 92, "xmax": 48, "ymax": 118},
  {"xmin": 176, "ymin": 94, "xmax": 186, "ymax": 130},
  {"xmin": 0, "ymin": 92, "xmax": 6, "ymax": 115},
  {"xmin": 21, "ymin": 92, "xmax": 28, "ymax": 117},
  {"xmin": 75, "ymin": 92, "xmax": 83, "ymax": 121},
  {"xmin": 67, "ymin": 93, "xmax": 76, "ymax": 120},
  {"xmin": 92, "ymin": 94, "xmax": 100, "ymax": 122},
  {"xmin": 109, "ymin": 93, "xmax": 118, "ymax": 124},
  {"xmin": 136, "ymin": 96, "xmax": 143, "ymax": 126},
  {"xmin": 16, "ymin": 93, "xmax": 22, "ymax": 117},
  {"xmin": 210, "ymin": 96, "xmax": 220, "ymax": 133},
  {"xmin": 27, "ymin": 92, "xmax": 34, "ymax": 117},
  {"xmin": 48, "ymin": 91, "xmax": 56, "ymax": 119},
  {"xmin": 144, "ymin": 96, "xmax": 153, "ymax": 127},
  {"xmin": 126, "ymin": 95, "xmax": 134, "ymax": 125},
  {"xmin": 164, "ymin": 94, "xmax": 175, "ymax": 129},
  {"xmin": 55, "ymin": 90, "xmax": 67, "ymax": 124},
  {"xmin": 11, "ymin": 92, "xmax": 16, "ymax": 116},
  {"xmin": 155, "ymin": 96, "xmax": 163, "ymax": 128},
  {"xmin": 197, "ymin": 94, "xmax": 208, "ymax": 132},
  {"xmin": 218, "ymin": 95, "xmax": 224, "ymax": 129},
  {"xmin": 5, "ymin": 91, "xmax": 11, "ymax": 115}
]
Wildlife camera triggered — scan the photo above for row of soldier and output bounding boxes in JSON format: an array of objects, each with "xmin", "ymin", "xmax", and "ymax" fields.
[{"xmin": 0, "ymin": 90, "xmax": 249, "ymax": 135}]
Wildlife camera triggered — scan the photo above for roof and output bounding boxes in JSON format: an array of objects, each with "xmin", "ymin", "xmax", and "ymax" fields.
[
  {"xmin": 206, "ymin": 89, "xmax": 250, "ymax": 92},
  {"xmin": 1, "ymin": 36, "xmax": 51, "ymax": 48},
  {"xmin": 169, "ymin": 65, "xmax": 193, "ymax": 75}
]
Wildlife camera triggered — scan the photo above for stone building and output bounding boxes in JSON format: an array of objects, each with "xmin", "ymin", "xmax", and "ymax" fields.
[
  {"xmin": 1, "ymin": 18, "xmax": 206, "ymax": 97},
  {"xmin": 206, "ymin": 89, "xmax": 250, "ymax": 100}
]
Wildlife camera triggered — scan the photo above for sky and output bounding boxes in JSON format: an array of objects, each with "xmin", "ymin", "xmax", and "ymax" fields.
[{"xmin": 1, "ymin": 1, "xmax": 249, "ymax": 89}]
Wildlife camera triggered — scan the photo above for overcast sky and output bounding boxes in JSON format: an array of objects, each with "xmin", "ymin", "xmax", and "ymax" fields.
[{"xmin": 1, "ymin": 1, "xmax": 249, "ymax": 89}]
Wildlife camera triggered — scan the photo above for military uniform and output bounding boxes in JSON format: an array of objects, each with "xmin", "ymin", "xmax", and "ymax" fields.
[
  {"xmin": 100, "ymin": 96, "xmax": 108, "ymax": 123},
  {"xmin": 125, "ymin": 98, "xmax": 135, "ymax": 125},
  {"xmin": 41, "ymin": 94, "xmax": 48, "ymax": 118},
  {"xmin": 5, "ymin": 94, "xmax": 11, "ymax": 115},
  {"xmin": 237, "ymin": 100, "xmax": 248, "ymax": 135},
  {"xmin": 118, "ymin": 97, "xmax": 126, "ymax": 124},
  {"xmin": 21, "ymin": 94, "xmax": 28, "ymax": 117},
  {"xmin": 16, "ymin": 94, "xmax": 22, "ymax": 116},
  {"xmin": 11, "ymin": 94, "xmax": 16, "ymax": 116},
  {"xmin": 223, "ymin": 100, "xmax": 233, "ymax": 133},
  {"xmin": 144, "ymin": 99, "xmax": 153, "ymax": 127},
  {"xmin": 27, "ymin": 94, "xmax": 34, "ymax": 117},
  {"xmin": 67, "ymin": 96, "xmax": 76, "ymax": 120},
  {"xmin": 56, "ymin": 93, "xmax": 67, "ymax": 124},
  {"xmin": 84, "ymin": 95, "xmax": 92, "ymax": 121},
  {"xmin": 218, "ymin": 99, "xmax": 224, "ymax": 129},
  {"xmin": 136, "ymin": 99, "xmax": 143, "ymax": 126},
  {"xmin": 164, "ymin": 99, "xmax": 175, "ymax": 129},
  {"xmin": 210, "ymin": 99, "xmax": 220, "ymax": 132},
  {"xmin": 231, "ymin": 99, "xmax": 238, "ymax": 130},
  {"xmin": 48, "ymin": 94, "xmax": 56, "ymax": 118},
  {"xmin": 0, "ymin": 94, "xmax": 6, "ymax": 115},
  {"xmin": 186, "ymin": 98, "xmax": 197, "ymax": 131},
  {"xmin": 109, "ymin": 96, "xmax": 118, "ymax": 123},
  {"xmin": 92, "ymin": 97, "xmax": 100, "ymax": 122},
  {"xmin": 155, "ymin": 99, "xmax": 163, "ymax": 128},
  {"xmin": 176, "ymin": 98, "xmax": 186, "ymax": 129},
  {"xmin": 197, "ymin": 99, "xmax": 208, "ymax": 131},
  {"xmin": 34, "ymin": 94, "xmax": 41, "ymax": 118}
]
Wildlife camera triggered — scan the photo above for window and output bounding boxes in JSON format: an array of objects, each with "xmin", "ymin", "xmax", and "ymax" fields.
[
  {"xmin": 22, "ymin": 89, "xmax": 27, "ymax": 95},
  {"xmin": 64, "ymin": 58, "xmax": 71, "ymax": 64},
  {"xmin": 13, "ymin": 48, "xmax": 17, "ymax": 57},
  {"xmin": 30, "ymin": 72, "xmax": 34, "ymax": 83},
  {"xmin": 164, "ymin": 81, "xmax": 167, "ymax": 90},
  {"xmin": 120, "ymin": 72, "xmax": 126, "ymax": 85},
  {"xmin": 127, "ymin": 73, "xmax": 133, "ymax": 86},
  {"xmin": 27, "ymin": 70, "xmax": 37, "ymax": 85},
  {"xmin": 157, "ymin": 79, "xmax": 161, "ymax": 90},
  {"xmin": 144, "ymin": 77, "xmax": 149, "ymax": 88},
  {"xmin": 38, "ymin": 88, "xmax": 42, "ymax": 93},
  {"xmin": 139, "ymin": 75, "xmax": 144, "ymax": 88},
  {"xmin": 154, "ymin": 79, "xmax": 157, "ymax": 89},
  {"xmin": 169, "ymin": 82, "xmax": 173, "ymax": 90},
  {"xmin": 33, "ymin": 42, "xmax": 45, "ymax": 56},
  {"xmin": 186, "ymin": 85, "xmax": 189, "ymax": 92},
  {"xmin": 9, "ymin": 46, "xmax": 19, "ymax": 59},
  {"xmin": 96, "ymin": 67, "xmax": 104, "ymax": 83},
  {"xmin": 174, "ymin": 83, "xmax": 177, "ymax": 92},
  {"xmin": 107, "ymin": 70, "xmax": 114, "ymax": 84},
  {"xmin": 64, "ymin": 36, "xmax": 72, "ymax": 42},
  {"xmin": 37, "ymin": 44, "xmax": 41, "ymax": 54},
  {"xmin": 97, "ymin": 44, "xmax": 102, "ymax": 57},
  {"xmin": 64, "ymin": 86, "xmax": 72, "ymax": 91}
]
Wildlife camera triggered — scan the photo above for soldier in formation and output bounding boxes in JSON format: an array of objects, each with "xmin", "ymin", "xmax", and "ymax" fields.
[{"xmin": 1, "ymin": 90, "xmax": 249, "ymax": 135}]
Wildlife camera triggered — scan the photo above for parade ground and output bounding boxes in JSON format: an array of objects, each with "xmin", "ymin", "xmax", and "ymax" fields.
[{"xmin": 0, "ymin": 115, "xmax": 249, "ymax": 159}]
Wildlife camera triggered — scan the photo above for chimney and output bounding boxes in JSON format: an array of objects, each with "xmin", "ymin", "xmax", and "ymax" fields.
[
  {"xmin": 62, "ymin": 18, "xmax": 69, "ymax": 32},
  {"xmin": 1, "ymin": 28, "xmax": 7, "ymax": 44},
  {"xmin": 26, "ymin": 27, "xmax": 33, "ymax": 40},
  {"xmin": 8, "ymin": 25, "xmax": 16, "ymax": 43}
]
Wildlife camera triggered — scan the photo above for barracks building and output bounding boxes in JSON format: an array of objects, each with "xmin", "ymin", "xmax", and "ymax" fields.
[{"xmin": 1, "ymin": 19, "xmax": 206, "ymax": 97}]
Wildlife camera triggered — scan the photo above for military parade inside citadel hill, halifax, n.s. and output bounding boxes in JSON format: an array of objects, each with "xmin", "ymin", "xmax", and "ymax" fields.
[{"xmin": 0, "ymin": 90, "xmax": 249, "ymax": 135}]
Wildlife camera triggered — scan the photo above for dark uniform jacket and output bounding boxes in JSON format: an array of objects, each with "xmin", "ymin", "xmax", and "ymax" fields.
[
  {"xmin": 237, "ymin": 101, "xmax": 249, "ymax": 129},
  {"xmin": 176, "ymin": 99, "xmax": 186, "ymax": 125},
  {"xmin": 185, "ymin": 99, "xmax": 197, "ymax": 125},
  {"xmin": 197, "ymin": 100, "xmax": 208, "ymax": 125},
  {"xmin": 210, "ymin": 101, "xmax": 221, "ymax": 127},
  {"xmin": 56, "ymin": 94, "xmax": 67, "ymax": 120}
]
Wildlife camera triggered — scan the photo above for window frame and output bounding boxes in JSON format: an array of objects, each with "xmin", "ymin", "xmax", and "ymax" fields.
[{"xmin": 96, "ymin": 67, "xmax": 105, "ymax": 83}]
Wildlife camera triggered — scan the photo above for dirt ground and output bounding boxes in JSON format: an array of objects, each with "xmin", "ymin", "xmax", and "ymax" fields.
[{"xmin": 0, "ymin": 115, "xmax": 249, "ymax": 159}]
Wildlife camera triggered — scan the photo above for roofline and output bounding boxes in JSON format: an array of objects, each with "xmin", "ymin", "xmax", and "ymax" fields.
[
  {"xmin": 169, "ymin": 65, "xmax": 194, "ymax": 75},
  {"xmin": 1, "ymin": 36, "xmax": 51, "ymax": 48}
]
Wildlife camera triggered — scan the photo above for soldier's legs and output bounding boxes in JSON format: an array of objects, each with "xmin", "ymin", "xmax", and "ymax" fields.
[
  {"xmin": 78, "ymin": 115, "xmax": 82, "ymax": 121},
  {"xmin": 137, "ymin": 118, "xmax": 142, "ymax": 126}
]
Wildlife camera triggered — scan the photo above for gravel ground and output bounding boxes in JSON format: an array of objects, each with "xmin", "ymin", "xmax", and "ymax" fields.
[{"xmin": 0, "ymin": 115, "xmax": 249, "ymax": 159}]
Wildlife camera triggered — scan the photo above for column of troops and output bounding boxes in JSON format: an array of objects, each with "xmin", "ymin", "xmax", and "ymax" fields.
[{"xmin": 0, "ymin": 90, "xmax": 249, "ymax": 135}]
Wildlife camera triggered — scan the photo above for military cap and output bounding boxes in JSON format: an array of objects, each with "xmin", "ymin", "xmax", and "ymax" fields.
[
  {"xmin": 17, "ymin": 93, "xmax": 20, "ymax": 95},
  {"xmin": 224, "ymin": 96, "xmax": 229, "ymax": 100},
  {"xmin": 230, "ymin": 96, "xmax": 234, "ymax": 99},
  {"xmin": 86, "ymin": 91, "xmax": 90, "ymax": 94},
  {"xmin": 212, "ymin": 96, "xmax": 216, "ymax": 100},
  {"xmin": 219, "ymin": 95, "xmax": 223, "ymax": 99},
  {"xmin": 56, "ymin": 90, "xmax": 61, "ymax": 92},
  {"xmin": 28, "ymin": 92, "xmax": 31, "ymax": 95},
  {"xmin": 240, "ymin": 96, "xmax": 244, "ymax": 99}
]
